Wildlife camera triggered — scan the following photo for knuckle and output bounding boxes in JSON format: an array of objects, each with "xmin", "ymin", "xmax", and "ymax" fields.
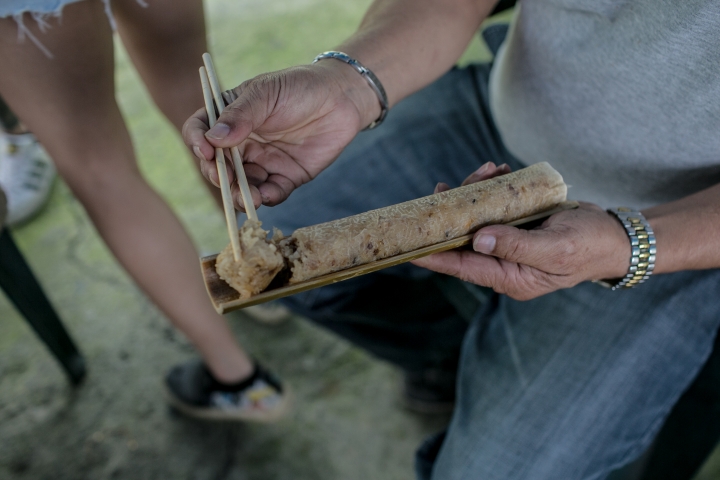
[
  {"xmin": 181, "ymin": 118, "xmax": 201, "ymax": 142},
  {"xmin": 552, "ymin": 241, "xmax": 576, "ymax": 272},
  {"xmin": 552, "ymin": 233, "xmax": 586, "ymax": 274},
  {"xmin": 450, "ymin": 253, "xmax": 476, "ymax": 283},
  {"xmin": 508, "ymin": 274, "xmax": 533, "ymax": 300},
  {"xmin": 450, "ymin": 263, "xmax": 467, "ymax": 281},
  {"xmin": 502, "ymin": 233, "xmax": 528, "ymax": 262},
  {"xmin": 504, "ymin": 267, "xmax": 549, "ymax": 301},
  {"xmin": 559, "ymin": 237, "xmax": 579, "ymax": 257}
]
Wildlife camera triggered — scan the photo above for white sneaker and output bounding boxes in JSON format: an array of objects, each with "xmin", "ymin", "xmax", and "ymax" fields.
[{"xmin": 0, "ymin": 132, "xmax": 56, "ymax": 227}]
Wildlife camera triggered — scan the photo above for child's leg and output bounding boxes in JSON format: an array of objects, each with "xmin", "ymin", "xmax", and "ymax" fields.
[
  {"xmin": 111, "ymin": 0, "xmax": 223, "ymax": 208},
  {"xmin": 0, "ymin": 1, "xmax": 251, "ymax": 383}
]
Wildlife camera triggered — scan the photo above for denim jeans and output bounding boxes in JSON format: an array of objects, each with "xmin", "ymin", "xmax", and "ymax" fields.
[{"xmin": 258, "ymin": 63, "xmax": 720, "ymax": 479}]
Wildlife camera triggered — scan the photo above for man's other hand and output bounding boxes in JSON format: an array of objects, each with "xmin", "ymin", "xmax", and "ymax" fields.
[{"xmin": 414, "ymin": 163, "xmax": 631, "ymax": 300}]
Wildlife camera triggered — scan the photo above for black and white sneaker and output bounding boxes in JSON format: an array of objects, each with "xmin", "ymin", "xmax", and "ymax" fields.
[
  {"xmin": 164, "ymin": 360, "xmax": 291, "ymax": 422},
  {"xmin": 0, "ymin": 132, "xmax": 55, "ymax": 227}
]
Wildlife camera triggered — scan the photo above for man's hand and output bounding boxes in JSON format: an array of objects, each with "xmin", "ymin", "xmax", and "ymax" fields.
[
  {"xmin": 413, "ymin": 164, "xmax": 632, "ymax": 300},
  {"xmin": 182, "ymin": 61, "xmax": 379, "ymax": 211}
]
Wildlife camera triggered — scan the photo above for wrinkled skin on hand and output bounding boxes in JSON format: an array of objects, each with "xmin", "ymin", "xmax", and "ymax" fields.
[
  {"xmin": 182, "ymin": 62, "xmax": 370, "ymax": 212},
  {"xmin": 413, "ymin": 162, "xmax": 631, "ymax": 301}
]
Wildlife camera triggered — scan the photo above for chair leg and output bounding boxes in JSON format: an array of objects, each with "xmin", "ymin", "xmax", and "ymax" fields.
[{"xmin": 0, "ymin": 228, "xmax": 86, "ymax": 385}]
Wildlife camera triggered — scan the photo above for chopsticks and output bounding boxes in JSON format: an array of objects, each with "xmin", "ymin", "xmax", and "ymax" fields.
[
  {"xmin": 200, "ymin": 66, "xmax": 241, "ymax": 261},
  {"xmin": 202, "ymin": 53, "xmax": 259, "ymax": 223}
]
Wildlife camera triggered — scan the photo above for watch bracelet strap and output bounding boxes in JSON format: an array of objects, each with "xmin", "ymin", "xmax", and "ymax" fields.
[
  {"xmin": 595, "ymin": 207, "xmax": 656, "ymax": 290},
  {"xmin": 312, "ymin": 51, "xmax": 389, "ymax": 130}
]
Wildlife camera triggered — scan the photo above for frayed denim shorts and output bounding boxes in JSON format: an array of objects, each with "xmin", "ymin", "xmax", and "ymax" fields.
[
  {"xmin": 0, "ymin": 0, "xmax": 89, "ymax": 18},
  {"xmin": 0, "ymin": 0, "xmax": 112, "ymax": 57},
  {"xmin": 0, "ymin": 0, "xmax": 146, "ymax": 56}
]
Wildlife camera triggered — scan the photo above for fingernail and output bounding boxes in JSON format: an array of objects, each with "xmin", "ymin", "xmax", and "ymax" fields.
[
  {"xmin": 206, "ymin": 123, "xmax": 230, "ymax": 140},
  {"xmin": 476, "ymin": 162, "xmax": 491, "ymax": 175},
  {"xmin": 209, "ymin": 176, "xmax": 220, "ymax": 188},
  {"xmin": 192, "ymin": 145, "xmax": 205, "ymax": 162},
  {"xmin": 473, "ymin": 234, "xmax": 496, "ymax": 253},
  {"xmin": 434, "ymin": 182, "xmax": 442, "ymax": 194}
]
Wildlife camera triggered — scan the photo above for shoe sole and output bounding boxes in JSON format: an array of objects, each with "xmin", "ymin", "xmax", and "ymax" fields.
[{"xmin": 163, "ymin": 384, "xmax": 293, "ymax": 423}]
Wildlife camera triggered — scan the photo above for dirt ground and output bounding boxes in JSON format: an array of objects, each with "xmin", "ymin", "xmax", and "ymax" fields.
[{"xmin": 2, "ymin": 1, "xmax": 720, "ymax": 479}]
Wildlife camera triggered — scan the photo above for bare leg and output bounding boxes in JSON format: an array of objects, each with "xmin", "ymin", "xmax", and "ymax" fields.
[
  {"xmin": 111, "ymin": 0, "xmax": 224, "ymax": 208},
  {"xmin": 0, "ymin": 1, "xmax": 251, "ymax": 382}
]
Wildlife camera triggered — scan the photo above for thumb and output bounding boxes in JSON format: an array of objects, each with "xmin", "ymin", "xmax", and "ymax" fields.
[
  {"xmin": 472, "ymin": 224, "xmax": 559, "ymax": 267},
  {"xmin": 205, "ymin": 81, "xmax": 276, "ymax": 148}
]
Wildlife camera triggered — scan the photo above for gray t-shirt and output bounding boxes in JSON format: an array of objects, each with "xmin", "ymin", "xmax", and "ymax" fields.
[{"xmin": 489, "ymin": 0, "xmax": 720, "ymax": 209}]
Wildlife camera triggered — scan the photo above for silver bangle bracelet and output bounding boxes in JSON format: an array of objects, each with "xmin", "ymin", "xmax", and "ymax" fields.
[
  {"xmin": 312, "ymin": 51, "xmax": 389, "ymax": 130},
  {"xmin": 595, "ymin": 207, "xmax": 656, "ymax": 290}
]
